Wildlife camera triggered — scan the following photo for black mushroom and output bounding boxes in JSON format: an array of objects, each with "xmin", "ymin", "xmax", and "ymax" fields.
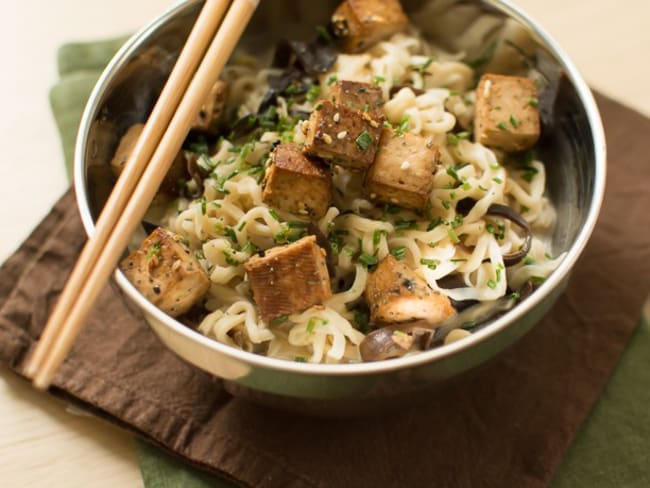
[
  {"xmin": 485, "ymin": 203, "xmax": 532, "ymax": 266},
  {"xmin": 359, "ymin": 325, "xmax": 434, "ymax": 361}
]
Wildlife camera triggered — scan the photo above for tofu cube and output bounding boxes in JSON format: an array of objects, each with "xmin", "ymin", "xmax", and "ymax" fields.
[
  {"xmin": 110, "ymin": 123, "xmax": 186, "ymax": 196},
  {"xmin": 474, "ymin": 74, "xmax": 541, "ymax": 152},
  {"xmin": 365, "ymin": 128, "xmax": 438, "ymax": 210},
  {"xmin": 192, "ymin": 80, "xmax": 228, "ymax": 134},
  {"xmin": 304, "ymin": 100, "xmax": 382, "ymax": 170},
  {"xmin": 331, "ymin": 0, "xmax": 408, "ymax": 53},
  {"xmin": 244, "ymin": 236, "xmax": 332, "ymax": 324},
  {"xmin": 262, "ymin": 143, "xmax": 332, "ymax": 219},
  {"xmin": 328, "ymin": 80, "xmax": 384, "ymax": 120},
  {"xmin": 120, "ymin": 228, "xmax": 211, "ymax": 318},
  {"xmin": 365, "ymin": 255, "xmax": 455, "ymax": 325}
]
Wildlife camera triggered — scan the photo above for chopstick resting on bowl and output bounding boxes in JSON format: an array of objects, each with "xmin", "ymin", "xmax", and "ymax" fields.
[{"xmin": 26, "ymin": 0, "xmax": 260, "ymax": 389}]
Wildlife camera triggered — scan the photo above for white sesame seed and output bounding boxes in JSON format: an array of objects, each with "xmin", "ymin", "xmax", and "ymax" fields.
[
  {"xmin": 337, "ymin": 130, "xmax": 348, "ymax": 139},
  {"xmin": 483, "ymin": 79, "xmax": 492, "ymax": 97},
  {"xmin": 333, "ymin": 112, "xmax": 340, "ymax": 122},
  {"xmin": 322, "ymin": 133, "xmax": 333, "ymax": 144},
  {"xmin": 400, "ymin": 161, "xmax": 410, "ymax": 170},
  {"xmin": 370, "ymin": 193, "xmax": 377, "ymax": 199},
  {"xmin": 369, "ymin": 120, "xmax": 379, "ymax": 128}
]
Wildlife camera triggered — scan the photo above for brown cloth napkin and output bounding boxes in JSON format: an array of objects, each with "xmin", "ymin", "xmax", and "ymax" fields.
[{"xmin": 1, "ymin": 93, "xmax": 649, "ymax": 488}]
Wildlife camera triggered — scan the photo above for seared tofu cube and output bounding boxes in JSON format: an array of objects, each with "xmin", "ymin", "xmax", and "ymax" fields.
[
  {"xmin": 365, "ymin": 255, "xmax": 455, "ymax": 325},
  {"xmin": 192, "ymin": 80, "xmax": 228, "ymax": 133},
  {"xmin": 329, "ymin": 80, "xmax": 384, "ymax": 120},
  {"xmin": 244, "ymin": 236, "xmax": 332, "ymax": 324},
  {"xmin": 110, "ymin": 123, "xmax": 186, "ymax": 196},
  {"xmin": 262, "ymin": 143, "xmax": 332, "ymax": 218},
  {"xmin": 474, "ymin": 74, "xmax": 540, "ymax": 152},
  {"xmin": 304, "ymin": 100, "xmax": 382, "ymax": 170},
  {"xmin": 331, "ymin": 0, "xmax": 408, "ymax": 53},
  {"xmin": 120, "ymin": 228, "xmax": 210, "ymax": 318},
  {"xmin": 365, "ymin": 128, "xmax": 438, "ymax": 210}
]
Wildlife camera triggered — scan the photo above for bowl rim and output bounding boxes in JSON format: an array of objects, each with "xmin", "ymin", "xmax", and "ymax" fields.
[{"xmin": 74, "ymin": 0, "xmax": 606, "ymax": 377}]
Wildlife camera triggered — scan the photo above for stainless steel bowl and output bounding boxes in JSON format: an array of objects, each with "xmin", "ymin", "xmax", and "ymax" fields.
[{"xmin": 74, "ymin": 0, "xmax": 606, "ymax": 415}]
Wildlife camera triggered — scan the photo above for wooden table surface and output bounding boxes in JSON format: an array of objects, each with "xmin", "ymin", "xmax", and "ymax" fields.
[{"xmin": 1, "ymin": 1, "xmax": 649, "ymax": 486}]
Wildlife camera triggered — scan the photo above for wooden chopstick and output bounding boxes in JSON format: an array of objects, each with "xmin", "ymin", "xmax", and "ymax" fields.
[
  {"xmin": 24, "ymin": 0, "xmax": 230, "ymax": 380},
  {"xmin": 30, "ymin": 0, "xmax": 259, "ymax": 389}
]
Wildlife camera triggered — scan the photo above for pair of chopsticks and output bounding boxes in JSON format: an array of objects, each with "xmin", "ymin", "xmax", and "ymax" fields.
[{"xmin": 25, "ymin": 0, "xmax": 260, "ymax": 389}]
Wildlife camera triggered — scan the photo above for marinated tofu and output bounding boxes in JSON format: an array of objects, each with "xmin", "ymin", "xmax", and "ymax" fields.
[
  {"xmin": 262, "ymin": 143, "xmax": 332, "ymax": 219},
  {"xmin": 110, "ymin": 123, "xmax": 187, "ymax": 195},
  {"xmin": 474, "ymin": 74, "xmax": 540, "ymax": 152},
  {"xmin": 328, "ymin": 80, "xmax": 384, "ymax": 120},
  {"xmin": 244, "ymin": 235, "xmax": 332, "ymax": 324},
  {"xmin": 331, "ymin": 0, "xmax": 408, "ymax": 53},
  {"xmin": 365, "ymin": 128, "xmax": 438, "ymax": 210},
  {"xmin": 192, "ymin": 79, "xmax": 228, "ymax": 134},
  {"xmin": 120, "ymin": 228, "xmax": 210, "ymax": 318},
  {"xmin": 304, "ymin": 100, "xmax": 382, "ymax": 170},
  {"xmin": 365, "ymin": 255, "xmax": 455, "ymax": 326}
]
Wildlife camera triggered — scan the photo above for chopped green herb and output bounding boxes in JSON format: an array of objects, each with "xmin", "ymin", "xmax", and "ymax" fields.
[
  {"xmin": 358, "ymin": 252, "xmax": 378, "ymax": 268},
  {"xmin": 490, "ymin": 161, "xmax": 501, "ymax": 169},
  {"xmin": 373, "ymin": 229, "xmax": 387, "ymax": 246},
  {"xmin": 353, "ymin": 309, "xmax": 370, "ymax": 334},
  {"xmin": 395, "ymin": 115, "xmax": 410, "ymax": 136},
  {"xmin": 188, "ymin": 139, "xmax": 209, "ymax": 154},
  {"xmin": 146, "ymin": 242, "xmax": 161, "ymax": 259},
  {"xmin": 383, "ymin": 204, "xmax": 401, "ymax": 215},
  {"xmin": 395, "ymin": 219, "xmax": 418, "ymax": 230},
  {"xmin": 373, "ymin": 75, "xmax": 386, "ymax": 85},
  {"xmin": 247, "ymin": 164, "xmax": 265, "ymax": 175},
  {"xmin": 420, "ymin": 258, "xmax": 439, "ymax": 270},
  {"xmin": 523, "ymin": 256, "xmax": 536, "ymax": 265},
  {"xmin": 418, "ymin": 56, "xmax": 434, "ymax": 74},
  {"xmin": 509, "ymin": 114, "xmax": 520, "ymax": 128},
  {"xmin": 448, "ymin": 228, "xmax": 460, "ymax": 244},
  {"xmin": 237, "ymin": 221, "xmax": 247, "ymax": 231},
  {"xmin": 200, "ymin": 196, "xmax": 207, "ymax": 215},
  {"xmin": 528, "ymin": 97, "xmax": 539, "ymax": 107},
  {"xmin": 427, "ymin": 217, "xmax": 443, "ymax": 231},
  {"xmin": 530, "ymin": 276, "xmax": 546, "ymax": 285},
  {"xmin": 450, "ymin": 215, "xmax": 463, "ymax": 229},
  {"xmin": 268, "ymin": 208, "xmax": 280, "ymax": 221},
  {"xmin": 442, "ymin": 200, "xmax": 450, "ymax": 210},
  {"xmin": 306, "ymin": 84, "xmax": 322, "ymax": 102},
  {"xmin": 487, "ymin": 279, "xmax": 497, "ymax": 289},
  {"xmin": 450, "ymin": 258, "xmax": 467, "ymax": 263},
  {"xmin": 390, "ymin": 247, "xmax": 407, "ymax": 260},
  {"xmin": 294, "ymin": 356, "xmax": 307, "ymax": 363},
  {"xmin": 462, "ymin": 181, "xmax": 472, "ymax": 191},
  {"xmin": 326, "ymin": 74, "xmax": 338, "ymax": 86},
  {"xmin": 271, "ymin": 315, "xmax": 289, "ymax": 325},
  {"xmin": 288, "ymin": 220, "xmax": 309, "ymax": 229},
  {"xmin": 222, "ymin": 250, "xmax": 240, "ymax": 266},
  {"xmin": 510, "ymin": 291, "xmax": 521, "ymax": 300},
  {"xmin": 497, "ymin": 122, "xmax": 509, "ymax": 131},
  {"xmin": 224, "ymin": 226, "xmax": 238, "ymax": 244},
  {"xmin": 492, "ymin": 177, "xmax": 503, "ymax": 184},
  {"xmin": 197, "ymin": 154, "xmax": 214, "ymax": 172},
  {"xmin": 306, "ymin": 318, "xmax": 316, "ymax": 333},
  {"xmin": 355, "ymin": 131, "xmax": 374, "ymax": 151},
  {"xmin": 315, "ymin": 25, "xmax": 331, "ymax": 43}
]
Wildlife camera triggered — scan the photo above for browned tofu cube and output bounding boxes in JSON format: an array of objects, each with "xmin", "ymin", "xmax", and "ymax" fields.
[
  {"xmin": 365, "ymin": 255, "xmax": 455, "ymax": 325},
  {"xmin": 474, "ymin": 74, "xmax": 541, "ymax": 152},
  {"xmin": 120, "ymin": 228, "xmax": 210, "ymax": 318},
  {"xmin": 262, "ymin": 143, "xmax": 332, "ymax": 218},
  {"xmin": 331, "ymin": 0, "xmax": 408, "ymax": 53},
  {"xmin": 329, "ymin": 80, "xmax": 384, "ymax": 120},
  {"xmin": 192, "ymin": 80, "xmax": 228, "ymax": 133},
  {"xmin": 110, "ymin": 123, "xmax": 186, "ymax": 196},
  {"xmin": 244, "ymin": 236, "xmax": 332, "ymax": 324},
  {"xmin": 304, "ymin": 101, "xmax": 382, "ymax": 170},
  {"xmin": 365, "ymin": 128, "xmax": 437, "ymax": 210}
]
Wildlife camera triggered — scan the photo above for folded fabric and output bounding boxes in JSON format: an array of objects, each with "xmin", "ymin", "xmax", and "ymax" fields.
[{"xmin": 0, "ymin": 40, "xmax": 648, "ymax": 488}]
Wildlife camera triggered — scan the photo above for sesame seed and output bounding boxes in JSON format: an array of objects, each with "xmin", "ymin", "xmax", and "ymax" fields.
[
  {"xmin": 369, "ymin": 120, "xmax": 379, "ymax": 128},
  {"xmin": 400, "ymin": 161, "xmax": 410, "ymax": 170},
  {"xmin": 337, "ymin": 130, "xmax": 348, "ymax": 139},
  {"xmin": 333, "ymin": 113, "xmax": 340, "ymax": 122},
  {"xmin": 483, "ymin": 79, "xmax": 492, "ymax": 97},
  {"xmin": 322, "ymin": 133, "xmax": 333, "ymax": 144}
]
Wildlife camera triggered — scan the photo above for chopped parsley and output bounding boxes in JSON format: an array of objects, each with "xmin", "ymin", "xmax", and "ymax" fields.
[
  {"xmin": 447, "ymin": 228, "xmax": 460, "ymax": 244},
  {"xmin": 146, "ymin": 242, "xmax": 161, "ymax": 259},
  {"xmin": 315, "ymin": 25, "xmax": 332, "ymax": 43},
  {"xmin": 528, "ymin": 97, "xmax": 539, "ymax": 107},
  {"xmin": 222, "ymin": 250, "xmax": 240, "ymax": 266},
  {"xmin": 355, "ymin": 131, "xmax": 374, "ymax": 151},
  {"xmin": 373, "ymin": 75, "xmax": 386, "ymax": 85},
  {"xmin": 237, "ymin": 220, "xmax": 247, "ymax": 231},
  {"xmin": 294, "ymin": 356, "xmax": 307, "ymax": 363},
  {"xmin": 492, "ymin": 177, "xmax": 503, "ymax": 184},
  {"xmin": 418, "ymin": 56, "xmax": 434, "ymax": 75},
  {"xmin": 395, "ymin": 115, "xmax": 410, "ymax": 136},
  {"xmin": 373, "ymin": 229, "xmax": 388, "ymax": 246},
  {"xmin": 200, "ymin": 196, "xmax": 207, "ymax": 215},
  {"xmin": 268, "ymin": 208, "xmax": 280, "ymax": 221},
  {"xmin": 394, "ymin": 219, "xmax": 418, "ymax": 230},
  {"xmin": 427, "ymin": 216, "xmax": 443, "ymax": 231},
  {"xmin": 306, "ymin": 84, "xmax": 322, "ymax": 102},
  {"xmin": 450, "ymin": 215, "xmax": 463, "ymax": 229},
  {"xmin": 487, "ymin": 279, "xmax": 497, "ymax": 289},
  {"xmin": 353, "ymin": 309, "xmax": 370, "ymax": 334},
  {"xmin": 447, "ymin": 131, "xmax": 471, "ymax": 147},
  {"xmin": 326, "ymin": 74, "xmax": 338, "ymax": 86},
  {"xmin": 224, "ymin": 226, "xmax": 238, "ymax": 244},
  {"xmin": 497, "ymin": 121, "xmax": 509, "ymax": 131}
]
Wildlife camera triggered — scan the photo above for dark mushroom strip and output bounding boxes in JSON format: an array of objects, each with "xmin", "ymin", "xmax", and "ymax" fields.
[
  {"xmin": 185, "ymin": 153, "xmax": 208, "ymax": 198},
  {"xmin": 485, "ymin": 203, "xmax": 532, "ymax": 266},
  {"xmin": 359, "ymin": 323, "xmax": 436, "ymax": 361},
  {"xmin": 273, "ymin": 39, "xmax": 337, "ymax": 75}
]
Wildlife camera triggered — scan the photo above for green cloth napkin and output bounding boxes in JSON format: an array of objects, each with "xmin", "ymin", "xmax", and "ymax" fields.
[{"xmin": 51, "ymin": 39, "xmax": 650, "ymax": 488}]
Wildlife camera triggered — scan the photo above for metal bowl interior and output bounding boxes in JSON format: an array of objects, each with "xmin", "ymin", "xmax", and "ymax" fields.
[{"xmin": 74, "ymin": 0, "xmax": 605, "ymax": 414}]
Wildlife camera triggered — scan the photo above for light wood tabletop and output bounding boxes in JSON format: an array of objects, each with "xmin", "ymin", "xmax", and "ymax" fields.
[{"xmin": 1, "ymin": 1, "xmax": 648, "ymax": 486}]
